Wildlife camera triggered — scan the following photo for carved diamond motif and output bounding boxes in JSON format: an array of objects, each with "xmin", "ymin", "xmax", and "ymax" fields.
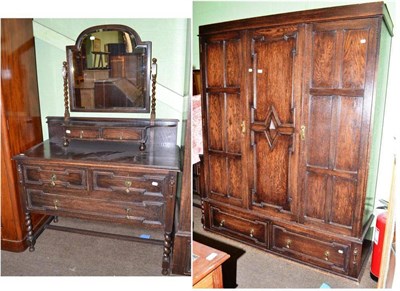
[{"xmin": 264, "ymin": 106, "xmax": 282, "ymax": 149}]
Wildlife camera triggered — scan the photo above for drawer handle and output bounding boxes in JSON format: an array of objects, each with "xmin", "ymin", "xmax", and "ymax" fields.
[
  {"xmin": 219, "ymin": 220, "xmax": 225, "ymax": 227},
  {"xmin": 324, "ymin": 250, "xmax": 330, "ymax": 261},
  {"xmin": 124, "ymin": 181, "xmax": 132, "ymax": 193},
  {"xmin": 54, "ymin": 199, "xmax": 59, "ymax": 210},
  {"xmin": 250, "ymin": 228, "xmax": 254, "ymax": 238},
  {"xmin": 126, "ymin": 208, "xmax": 135, "ymax": 220},
  {"xmin": 353, "ymin": 248, "xmax": 359, "ymax": 265},
  {"xmin": 80, "ymin": 130, "xmax": 83, "ymax": 139},
  {"xmin": 50, "ymin": 174, "xmax": 57, "ymax": 187},
  {"xmin": 286, "ymin": 239, "xmax": 292, "ymax": 249}
]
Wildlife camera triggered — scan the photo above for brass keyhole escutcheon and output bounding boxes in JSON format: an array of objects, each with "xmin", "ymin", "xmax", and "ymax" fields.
[
  {"xmin": 324, "ymin": 250, "xmax": 330, "ymax": 261},
  {"xmin": 250, "ymin": 229, "xmax": 254, "ymax": 238},
  {"xmin": 54, "ymin": 199, "xmax": 59, "ymax": 210},
  {"xmin": 124, "ymin": 181, "xmax": 132, "ymax": 193},
  {"xmin": 219, "ymin": 220, "xmax": 225, "ymax": 227},
  {"xmin": 79, "ymin": 130, "xmax": 84, "ymax": 139},
  {"xmin": 241, "ymin": 121, "xmax": 246, "ymax": 134},
  {"xmin": 50, "ymin": 174, "xmax": 57, "ymax": 187},
  {"xmin": 286, "ymin": 239, "xmax": 292, "ymax": 248}
]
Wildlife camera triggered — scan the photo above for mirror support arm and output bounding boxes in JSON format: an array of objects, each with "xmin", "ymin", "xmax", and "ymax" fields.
[
  {"xmin": 150, "ymin": 58, "xmax": 157, "ymax": 123},
  {"xmin": 62, "ymin": 61, "xmax": 70, "ymax": 122}
]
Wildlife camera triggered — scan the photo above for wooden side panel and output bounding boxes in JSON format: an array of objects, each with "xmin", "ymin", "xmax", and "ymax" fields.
[
  {"xmin": 334, "ymin": 96, "xmax": 363, "ymax": 172},
  {"xmin": 342, "ymin": 29, "xmax": 369, "ymax": 89},
  {"xmin": 312, "ymin": 31, "xmax": 337, "ymax": 88},
  {"xmin": 301, "ymin": 18, "xmax": 379, "ymax": 236},
  {"xmin": 208, "ymin": 93, "xmax": 224, "ymax": 151},
  {"xmin": 201, "ymin": 32, "xmax": 246, "ymax": 208},
  {"xmin": 304, "ymin": 172, "xmax": 327, "ymax": 221},
  {"xmin": 307, "ymin": 96, "xmax": 332, "ymax": 168}
]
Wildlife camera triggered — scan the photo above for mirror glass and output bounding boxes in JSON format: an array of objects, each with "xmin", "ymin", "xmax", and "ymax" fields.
[{"xmin": 66, "ymin": 25, "xmax": 151, "ymax": 112}]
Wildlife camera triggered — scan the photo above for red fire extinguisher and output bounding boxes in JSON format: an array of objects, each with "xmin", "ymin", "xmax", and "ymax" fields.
[{"xmin": 370, "ymin": 200, "xmax": 388, "ymax": 281}]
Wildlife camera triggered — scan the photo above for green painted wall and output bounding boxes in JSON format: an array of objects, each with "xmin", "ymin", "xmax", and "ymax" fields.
[{"xmin": 33, "ymin": 18, "xmax": 191, "ymax": 145}]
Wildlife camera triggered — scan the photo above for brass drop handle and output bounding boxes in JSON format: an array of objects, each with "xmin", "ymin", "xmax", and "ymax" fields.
[
  {"xmin": 353, "ymin": 248, "xmax": 359, "ymax": 265},
  {"xmin": 324, "ymin": 250, "xmax": 330, "ymax": 261},
  {"xmin": 219, "ymin": 220, "xmax": 225, "ymax": 227},
  {"xmin": 54, "ymin": 199, "xmax": 59, "ymax": 210},
  {"xmin": 126, "ymin": 208, "xmax": 132, "ymax": 219},
  {"xmin": 250, "ymin": 228, "xmax": 254, "ymax": 238},
  {"xmin": 124, "ymin": 181, "xmax": 132, "ymax": 193},
  {"xmin": 241, "ymin": 121, "xmax": 246, "ymax": 134},
  {"xmin": 300, "ymin": 125, "xmax": 306, "ymax": 141},
  {"xmin": 50, "ymin": 174, "xmax": 57, "ymax": 187},
  {"xmin": 286, "ymin": 239, "xmax": 292, "ymax": 248}
]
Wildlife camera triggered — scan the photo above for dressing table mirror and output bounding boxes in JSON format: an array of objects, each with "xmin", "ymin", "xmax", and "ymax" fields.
[{"xmin": 14, "ymin": 24, "xmax": 180, "ymax": 275}]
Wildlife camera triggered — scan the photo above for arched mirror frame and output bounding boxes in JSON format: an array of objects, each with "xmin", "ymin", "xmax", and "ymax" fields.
[{"xmin": 65, "ymin": 24, "xmax": 152, "ymax": 114}]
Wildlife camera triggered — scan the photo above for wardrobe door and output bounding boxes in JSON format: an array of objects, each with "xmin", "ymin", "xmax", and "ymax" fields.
[
  {"xmin": 299, "ymin": 19, "xmax": 379, "ymax": 237},
  {"xmin": 200, "ymin": 32, "xmax": 247, "ymax": 208},
  {"xmin": 248, "ymin": 26, "xmax": 302, "ymax": 220}
]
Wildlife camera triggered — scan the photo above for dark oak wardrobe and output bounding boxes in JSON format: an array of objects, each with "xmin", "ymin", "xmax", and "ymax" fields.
[
  {"xmin": 199, "ymin": 2, "xmax": 392, "ymax": 280},
  {"xmin": 1, "ymin": 19, "xmax": 49, "ymax": 252}
]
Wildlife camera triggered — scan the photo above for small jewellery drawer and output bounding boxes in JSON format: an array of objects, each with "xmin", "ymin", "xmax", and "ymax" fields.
[
  {"xmin": 26, "ymin": 189, "xmax": 165, "ymax": 226},
  {"xmin": 92, "ymin": 170, "xmax": 166, "ymax": 202},
  {"xmin": 272, "ymin": 225, "xmax": 349, "ymax": 273},
  {"xmin": 102, "ymin": 128, "xmax": 145, "ymax": 141},
  {"xmin": 23, "ymin": 165, "xmax": 87, "ymax": 190},
  {"xmin": 210, "ymin": 206, "xmax": 267, "ymax": 247},
  {"xmin": 65, "ymin": 127, "xmax": 100, "ymax": 139}
]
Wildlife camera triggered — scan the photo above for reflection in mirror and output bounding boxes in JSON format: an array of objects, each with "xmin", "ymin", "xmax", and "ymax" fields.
[{"xmin": 66, "ymin": 25, "xmax": 151, "ymax": 113}]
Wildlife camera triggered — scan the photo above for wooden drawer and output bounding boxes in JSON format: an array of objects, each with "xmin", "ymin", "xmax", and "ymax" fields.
[
  {"xmin": 102, "ymin": 128, "xmax": 144, "ymax": 141},
  {"xmin": 92, "ymin": 170, "xmax": 166, "ymax": 202},
  {"xmin": 271, "ymin": 225, "xmax": 349, "ymax": 273},
  {"xmin": 65, "ymin": 127, "xmax": 100, "ymax": 139},
  {"xmin": 23, "ymin": 165, "xmax": 87, "ymax": 190},
  {"xmin": 210, "ymin": 206, "xmax": 267, "ymax": 247},
  {"xmin": 26, "ymin": 189, "xmax": 165, "ymax": 226}
]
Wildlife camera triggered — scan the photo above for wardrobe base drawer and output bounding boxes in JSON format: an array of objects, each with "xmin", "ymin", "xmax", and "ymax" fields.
[
  {"xmin": 271, "ymin": 224, "xmax": 350, "ymax": 274},
  {"xmin": 209, "ymin": 205, "xmax": 268, "ymax": 247}
]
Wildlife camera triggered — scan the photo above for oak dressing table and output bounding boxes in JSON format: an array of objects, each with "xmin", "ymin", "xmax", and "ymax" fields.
[{"xmin": 14, "ymin": 24, "xmax": 180, "ymax": 275}]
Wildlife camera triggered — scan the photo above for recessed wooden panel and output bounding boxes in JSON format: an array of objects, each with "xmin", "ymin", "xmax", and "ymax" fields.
[
  {"xmin": 208, "ymin": 154, "xmax": 227, "ymax": 195},
  {"xmin": 331, "ymin": 177, "xmax": 356, "ymax": 226},
  {"xmin": 342, "ymin": 29, "xmax": 368, "ymax": 89},
  {"xmin": 307, "ymin": 96, "xmax": 333, "ymax": 168},
  {"xmin": 226, "ymin": 93, "xmax": 241, "ymax": 154},
  {"xmin": 312, "ymin": 30, "xmax": 337, "ymax": 88},
  {"xmin": 304, "ymin": 172, "xmax": 327, "ymax": 221},
  {"xmin": 207, "ymin": 93, "xmax": 224, "ymax": 151},
  {"xmin": 334, "ymin": 96, "xmax": 363, "ymax": 172},
  {"xmin": 255, "ymin": 136, "xmax": 290, "ymax": 209},
  {"xmin": 206, "ymin": 42, "xmax": 224, "ymax": 87},
  {"xmin": 225, "ymin": 39, "xmax": 241, "ymax": 87},
  {"xmin": 227, "ymin": 157, "xmax": 242, "ymax": 200},
  {"xmin": 253, "ymin": 37, "xmax": 294, "ymax": 122}
]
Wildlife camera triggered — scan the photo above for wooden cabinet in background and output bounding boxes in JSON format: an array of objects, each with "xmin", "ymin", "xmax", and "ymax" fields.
[
  {"xmin": 199, "ymin": 2, "xmax": 393, "ymax": 280},
  {"xmin": 1, "ymin": 19, "xmax": 49, "ymax": 252}
]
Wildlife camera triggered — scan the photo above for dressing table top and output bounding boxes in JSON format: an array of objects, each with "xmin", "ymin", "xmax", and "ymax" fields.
[{"xmin": 15, "ymin": 139, "xmax": 180, "ymax": 171}]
